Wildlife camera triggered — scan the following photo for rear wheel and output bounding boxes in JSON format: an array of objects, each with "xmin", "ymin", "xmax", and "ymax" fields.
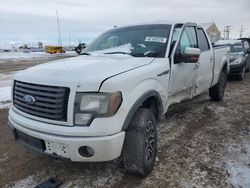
[
  {"xmin": 209, "ymin": 70, "xmax": 227, "ymax": 101},
  {"xmin": 122, "ymin": 108, "xmax": 157, "ymax": 176}
]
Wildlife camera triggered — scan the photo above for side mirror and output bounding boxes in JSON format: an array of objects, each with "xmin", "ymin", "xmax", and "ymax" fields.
[{"xmin": 175, "ymin": 47, "xmax": 201, "ymax": 64}]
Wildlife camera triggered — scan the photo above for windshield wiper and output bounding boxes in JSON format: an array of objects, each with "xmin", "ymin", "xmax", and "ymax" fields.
[
  {"xmin": 130, "ymin": 51, "xmax": 162, "ymax": 58},
  {"xmin": 104, "ymin": 52, "xmax": 132, "ymax": 55},
  {"xmin": 143, "ymin": 51, "xmax": 162, "ymax": 57},
  {"xmin": 79, "ymin": 52, "xmax": 91, "ymax": 56},
  {"xmin": 104, "ymin": 51, "xmax": 162, "ymax": 57}
]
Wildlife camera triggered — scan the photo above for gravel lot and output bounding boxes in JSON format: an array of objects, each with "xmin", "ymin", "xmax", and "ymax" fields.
[{"xmin": 0, "ymin": 58, "xmax": 249, "ymax": 188}]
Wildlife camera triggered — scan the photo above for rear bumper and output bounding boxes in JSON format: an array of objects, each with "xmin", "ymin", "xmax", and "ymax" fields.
[{"xmin": 8, "ymin": 116, "xmax": 125, "ymax": 162}]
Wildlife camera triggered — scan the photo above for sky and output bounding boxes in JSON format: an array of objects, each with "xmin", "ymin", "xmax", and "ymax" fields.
[{"xmin": 0, "ymin": 0, "xmax": 250, "ymax": 48}]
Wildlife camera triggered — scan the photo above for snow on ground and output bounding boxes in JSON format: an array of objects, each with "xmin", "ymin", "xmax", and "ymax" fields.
[
  {"xmin": 226, "ymin": 142, "xmax": 250, "ymax": 188},
  {"xmin": 0, "ymin": 86, "xmax": 11, "ymax": 109},
  {"xmin": 6, "ymin": 173, "xmax": 47, "ymax": 188},
  {"xmin": 0, "ymin": 72, "xmax": 16, "ymax": 87},
  {"xmin": 11, "ymin": 175, "xmax": 36, "ymax": 188},
  {"xmin": 63, "ymin": 166, "xmax": 124, "ymax": 188},
  {"xmin": 0, "ymin": 51, "xmax": 76, "ymax": 61},
  {"xmin": 0, "ymin": 71, "xmax": 15, "ymax": 109},
  {"xmin": 6, "ymin": 164, "xmax": 124, "ymax": 188}
]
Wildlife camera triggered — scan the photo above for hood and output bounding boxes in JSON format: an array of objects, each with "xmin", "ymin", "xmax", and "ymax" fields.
[{"xmin": 14, "ymin": 55, "xmax": 154, "ymax": 91}]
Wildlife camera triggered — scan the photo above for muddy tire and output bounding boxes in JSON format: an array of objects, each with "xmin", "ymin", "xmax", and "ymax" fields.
[
  {"xmin": 209, "ymin": 70, "xmax": 227, "ymax": 101},
  {"xmin": 122, "ymin": 108, "xmax": 157, "ymax": 176},
  {"xmin": 236, "ymin": 65, "xmax": 246, "ymax": 81}
]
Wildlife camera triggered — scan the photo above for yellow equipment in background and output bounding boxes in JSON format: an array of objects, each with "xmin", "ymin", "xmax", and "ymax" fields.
[{"xmin": 45, "ymin": 46, "xmax": 65, "ymax": 54}]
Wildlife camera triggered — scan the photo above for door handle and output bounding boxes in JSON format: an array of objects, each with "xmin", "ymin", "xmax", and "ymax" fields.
[{"xmin": 157, "ymin": 70, "xmax": 170, "ymax": 77}]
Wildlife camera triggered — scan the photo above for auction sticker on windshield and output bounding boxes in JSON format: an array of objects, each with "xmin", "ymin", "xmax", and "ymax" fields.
[{"xmin": 145, "ymin": 37, "xmax": 167, "ymax": 43}]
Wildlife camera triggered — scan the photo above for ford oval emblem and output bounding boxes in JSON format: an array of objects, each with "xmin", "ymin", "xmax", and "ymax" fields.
[{"xmin": 23, "ymin": 95, "xmax": 36, "ymax": 105}]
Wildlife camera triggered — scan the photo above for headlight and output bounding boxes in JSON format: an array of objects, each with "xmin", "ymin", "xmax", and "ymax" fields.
[
  {"xmin": 230, "ymin": 58, "xmax": 241, "ymax": 65},
  {"xmin": 74, "ymin": 92, "xmax": 122, "ymax": 126}
]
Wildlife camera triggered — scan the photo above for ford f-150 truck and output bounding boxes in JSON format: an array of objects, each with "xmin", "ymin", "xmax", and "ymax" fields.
[{"xmin": 8, "ymin": 21, "xmax": 230, "ymax": 176}]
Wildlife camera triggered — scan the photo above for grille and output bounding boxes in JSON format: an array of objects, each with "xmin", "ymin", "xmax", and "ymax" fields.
[{"xmin": 13, "ymin": 81, "xmax": 70, "ymax": 121}]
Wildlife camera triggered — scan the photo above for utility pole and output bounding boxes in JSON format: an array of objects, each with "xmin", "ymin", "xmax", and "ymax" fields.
[
  {"xmin": 68, "ymin": 32, "xmax": 71, "ymax": 46},
  {"xmin": 56, "ymin": 10, "xmax": 62, "ymax": 46},
  {"xmin": 239, "ymin": 26, "xmax": 244, "ymax": 38},
  {"xmin": 224, "ymin": 26, "xmax": 231, "ymax": 40}
]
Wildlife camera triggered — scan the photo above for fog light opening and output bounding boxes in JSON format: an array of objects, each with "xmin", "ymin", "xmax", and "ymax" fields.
[{"xmin": 78, "ymin": 146, "xmax": 95, "ymax": 158}]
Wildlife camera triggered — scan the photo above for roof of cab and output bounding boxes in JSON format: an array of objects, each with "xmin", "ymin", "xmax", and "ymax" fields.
[{"xmin": 118, "ymin": 20, "xmax": 197, "ymax": 27}]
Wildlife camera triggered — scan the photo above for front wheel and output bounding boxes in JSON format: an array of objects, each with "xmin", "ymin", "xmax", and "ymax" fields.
[
  {"xmin": 209, "ymin": 70, "xmax": 227, "ymax": 101},
  {"xmin": 236, "ymin": 65, "xmax": 246, "ymax": 81},
  {"xmin": 122, "ymin": 108, "xmax": 157, "ymax": 176}
]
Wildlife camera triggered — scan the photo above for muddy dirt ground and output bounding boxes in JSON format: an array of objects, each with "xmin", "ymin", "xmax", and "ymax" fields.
[{"xmin": 0, "ymin": 59, "xmax": 249, "ymax": 187}]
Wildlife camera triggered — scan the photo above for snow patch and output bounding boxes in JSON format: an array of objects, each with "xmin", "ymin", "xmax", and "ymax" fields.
[
  {"xmin": 7, "ymin": 175, "xmax": 36, "ymax": 188},
  {"xmin": 0, "ymin": 51, "xmax": 76, "ymax": 61},
  {"xmin": 0, "ymin": 86, "xmax": 11, "ymax": 109},
  {"xmin": 226, "ymin": 143, "xmax": 250, "ymax": 188},
  {"xmin": 90, "ymin": 43, "xmax": 133, "ymax": 56},
  {"xmin": 5, "ymin": 172, "xmax": 50, "ymax": 188},
  {"xmin": 63, "ymin": 163, "xmax": 124, "ymax": 188},
  {"xmin": 0, "ymin": 72, "xmax": 16, "ymax": 87},
  {"xmin": 0, "ymin": 152, "xmax": 9, "ymax": 162}
]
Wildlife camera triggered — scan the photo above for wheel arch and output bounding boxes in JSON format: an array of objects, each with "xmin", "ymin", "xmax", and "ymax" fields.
[
  {"xmin": 217, "ymin": 61, "xmax": 229, "ymax": 82},
  {"xmin": 122, "ymin": 90, "xmax": 163, "ymax": 131},
  {"xmin": 222, "ymin": 61, "xmax": 228, "ymax": 73}
]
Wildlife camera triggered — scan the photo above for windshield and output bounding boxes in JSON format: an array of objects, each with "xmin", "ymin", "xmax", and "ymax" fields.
[
  {"xmin": 214, "ymin": 43, "xmax": 243, "ymax": 53},
  {"xmin": 83, "ymin": 24, "xmax": 171, "ymax": 57}
]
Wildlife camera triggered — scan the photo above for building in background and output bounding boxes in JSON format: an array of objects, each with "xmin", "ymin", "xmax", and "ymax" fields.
[{"xmin": 200, "ymin": 22, "xmax": 221, "ymax": 43}]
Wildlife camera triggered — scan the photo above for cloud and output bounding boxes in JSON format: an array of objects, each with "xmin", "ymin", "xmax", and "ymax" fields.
[{"xmin": 0, "ymin": 0, "xmax": 250, "ymax": 46}]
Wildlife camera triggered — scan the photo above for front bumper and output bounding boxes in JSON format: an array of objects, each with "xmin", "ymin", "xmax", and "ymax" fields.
[
  {"xmin": 8, "ymin": 116, "xmax": 125, "ymax": 162},
  {"xmin": 229, "ymin": 63, "xmax": 244, "ymax": 75}
]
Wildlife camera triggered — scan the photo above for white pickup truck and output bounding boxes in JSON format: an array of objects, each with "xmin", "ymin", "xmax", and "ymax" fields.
[{"xmin": 8, "ymin": 21, "xmax": 230, "ymax": 176}]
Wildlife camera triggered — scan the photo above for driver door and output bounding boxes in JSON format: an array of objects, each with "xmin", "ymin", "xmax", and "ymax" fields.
[{"xmin": 168, "ymin": 25, "xmax": 199, "ymax": 99}]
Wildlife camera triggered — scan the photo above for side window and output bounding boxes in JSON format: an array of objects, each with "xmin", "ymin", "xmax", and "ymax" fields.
[
  {"xmin": 197, "ymin": 29, "xmax": 210, "ymax": 52},
  {"xmin": 172, "ymin": 27, "xmax": 182, "ymax": 42},
  {"xmin": 177, "ymin": 27, "xmax": 197, "ymax": 53}
]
